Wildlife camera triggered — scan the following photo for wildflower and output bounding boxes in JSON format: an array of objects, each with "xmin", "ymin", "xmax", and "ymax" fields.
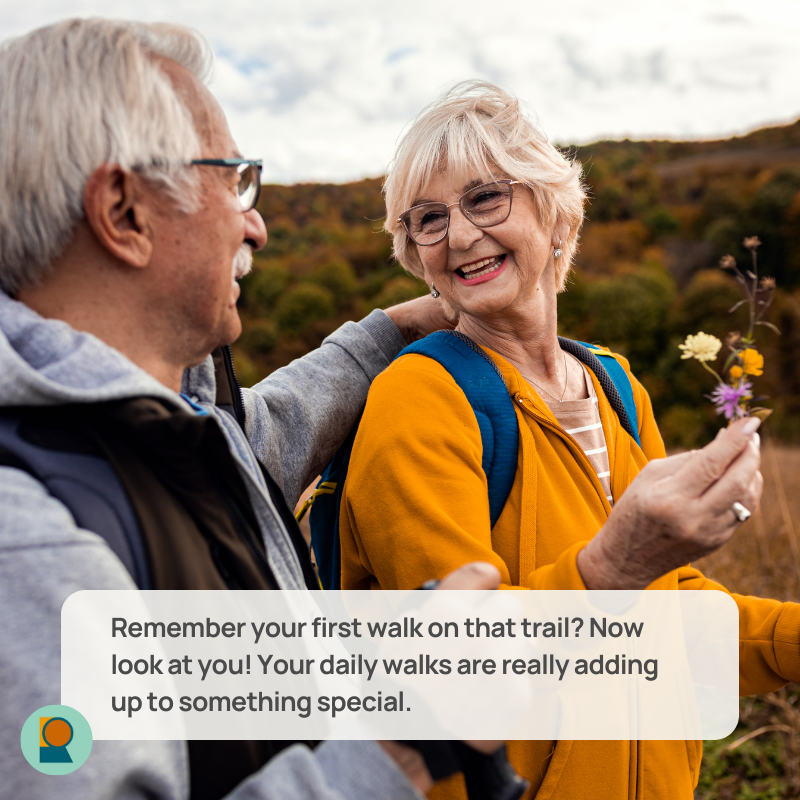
[
  {"xmin": 729, "ymin": 348, "xmax": 764, "ymax": 380},
  {"xmin": 743, "ymin": 236, "xmax": 762, "ymax": 251},
  {"xmin": 708, "ymin": 382, "xmax": 752, "ymax": 420},
  {"xmin": 725, "ymin": 331, "xmax": 742, "ymax": 349},
  {"xmin": 678, "ymin": 332, "xmax": 722, "ymax": 362},
  {"xmin": 683, "ymin": 235, "xmax": 777, "ymax": 426}
]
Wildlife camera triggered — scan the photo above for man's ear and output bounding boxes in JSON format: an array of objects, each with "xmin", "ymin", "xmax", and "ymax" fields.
[{"xmin": 83, "ymin": 164, "xmax": 154, "ymax": 268}]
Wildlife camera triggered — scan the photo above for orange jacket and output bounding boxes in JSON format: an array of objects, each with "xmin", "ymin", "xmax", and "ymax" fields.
[{"xmin": 339, "ymin": 346, "xmax": 800, "ymax": 800}]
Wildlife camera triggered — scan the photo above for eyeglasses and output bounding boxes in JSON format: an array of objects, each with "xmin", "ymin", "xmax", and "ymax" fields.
[
  {"xmin": 190, "ymin": 158, "xmax": 263, "ymax": 212},
  {"xmin": 398, "ymin": 179, "xmax": 520, "ymax": 246}
]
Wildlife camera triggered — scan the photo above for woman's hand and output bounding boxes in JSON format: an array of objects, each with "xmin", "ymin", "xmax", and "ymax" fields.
[{"xmin": 578, "ymin": 416, "xmax": 763, "ymax": 590}]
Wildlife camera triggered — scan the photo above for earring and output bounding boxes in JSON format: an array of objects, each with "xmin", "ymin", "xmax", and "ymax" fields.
[
  {"xmin": 430, "ymin": 285, "xmax": 440, "ymax": 298},
  {"xmin": 553, "ymin": 240, "xmax": 563, "ymax": 260}
]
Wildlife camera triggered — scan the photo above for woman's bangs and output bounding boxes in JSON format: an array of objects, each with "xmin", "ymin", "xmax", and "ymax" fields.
[{"xmin": 442, "ymin": 122, "xmax": 499, "ymax": 187}]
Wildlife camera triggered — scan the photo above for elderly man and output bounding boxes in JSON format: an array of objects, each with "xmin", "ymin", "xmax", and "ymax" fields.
[{"xmin": 0, "ymin": 17, "xmax": 771, "ymax": 800}]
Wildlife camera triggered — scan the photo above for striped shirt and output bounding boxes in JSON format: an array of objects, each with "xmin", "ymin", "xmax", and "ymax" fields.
[{"xmin": 537, "ymin": 361, "xmax": 613, "ymax": 505}]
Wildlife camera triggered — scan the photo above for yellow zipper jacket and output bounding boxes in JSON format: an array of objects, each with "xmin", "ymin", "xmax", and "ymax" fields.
[{"xmin": 339, "ymin": 347, "xmax": 800, "ymax": 800}]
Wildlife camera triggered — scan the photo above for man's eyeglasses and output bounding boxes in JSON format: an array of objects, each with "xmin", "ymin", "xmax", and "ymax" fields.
[
  {"xmin": 190, "ymin": 159, "xmax": 263, "ymax": 212},
  {"xmin": 398, "ymin": 179, "xmax": 520, "ymax": 246}
]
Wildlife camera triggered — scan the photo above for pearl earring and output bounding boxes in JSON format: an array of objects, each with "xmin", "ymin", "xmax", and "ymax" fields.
[
  {"xmin": 553, "ymin": 240, "xmax": 563, "ymax": 260},
  {"xmin": 430, "ymin": 285, "xmax": 440, "ymax": 299}
]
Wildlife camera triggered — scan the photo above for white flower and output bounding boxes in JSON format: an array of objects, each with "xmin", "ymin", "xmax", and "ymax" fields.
[{"xmin": 678, "ymin": 332, "xmax": 722, "ymax": 362}]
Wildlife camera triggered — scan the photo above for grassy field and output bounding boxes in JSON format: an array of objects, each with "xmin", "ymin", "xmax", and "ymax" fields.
[{"xmin": 694, "ymin": 438, "xmax": 800, "ymax": 799}]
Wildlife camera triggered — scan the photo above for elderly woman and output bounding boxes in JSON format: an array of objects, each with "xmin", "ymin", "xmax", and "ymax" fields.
[{"xmin": 337, "ymin": 82, "xmax": 799, "ymax": 800}]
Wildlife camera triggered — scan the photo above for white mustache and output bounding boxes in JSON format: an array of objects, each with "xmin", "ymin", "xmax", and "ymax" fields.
[{"xmin": 232, "ymin": 244, "xmax": 253, "ymax": 280}]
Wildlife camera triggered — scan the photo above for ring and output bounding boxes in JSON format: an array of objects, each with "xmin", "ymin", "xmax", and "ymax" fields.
[{"xmin": 732, "ymin": 502, "xmax": 751, "ymax": 522}]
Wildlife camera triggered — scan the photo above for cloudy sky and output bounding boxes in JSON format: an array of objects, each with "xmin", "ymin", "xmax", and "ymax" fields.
[{"xmin": 3, "ymin": 0, "xmax": 800, "ymax": 183}]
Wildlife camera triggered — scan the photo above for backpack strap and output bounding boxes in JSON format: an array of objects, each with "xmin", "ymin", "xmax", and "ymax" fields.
[
  {"xmin": 307, "ymin": 418, "xmax": 362, "ymax": 590},
  {"xmin": 558, "ymin": 338, "xmax": 641, "ymax": 448},
  {"xmin": 306, "ymin": 332, "xmax": 642, "ymax": 589},
  {"xmin": 400, "ymin": 330, "xmax": 518, "ymax": 528},
  {"xmin": 0, "ymin": 412, "xmax": 151, "ymax": 587},
  {"xmin": 213, "ymin": 345, "xmax": 320, "ymax": 591}
]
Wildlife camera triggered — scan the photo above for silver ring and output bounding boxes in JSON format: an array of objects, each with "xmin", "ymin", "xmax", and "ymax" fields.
[{"xmin": 732, "ymin": 501, "xmax": 751, "ymax": 522}]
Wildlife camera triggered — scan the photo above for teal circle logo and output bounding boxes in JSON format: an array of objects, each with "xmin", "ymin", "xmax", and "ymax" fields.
[{"xmin": 20, "ymin": 705, "xmax": 92, "ymax": 775}]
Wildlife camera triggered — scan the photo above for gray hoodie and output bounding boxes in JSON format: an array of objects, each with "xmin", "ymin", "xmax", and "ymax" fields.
[{"xmin": 0, "ymin": 290, "xmax": 420, "ymax": 800}]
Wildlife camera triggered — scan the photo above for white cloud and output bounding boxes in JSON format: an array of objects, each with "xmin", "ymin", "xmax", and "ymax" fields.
[{"xmin": 2, "ymin": 0, "xmax": 800, "ymax": 181}]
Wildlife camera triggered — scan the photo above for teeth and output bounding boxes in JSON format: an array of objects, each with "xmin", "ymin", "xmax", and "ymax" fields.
[
  {"xmin": 460, "ymin": 256, "xmax": 503, "ymax": 280},
  {"xmin": 461, "ymin": 256, "xmax": 499, "ymax": 274}
]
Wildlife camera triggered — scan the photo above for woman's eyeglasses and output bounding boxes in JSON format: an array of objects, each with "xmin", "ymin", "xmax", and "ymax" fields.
[
  {"xmin": 398, "ymin": 179, "xmax": 520, "ymax": 246},
  {"xmin": 190, "ymin": 158, "xmax": 263, "ymax": 212}
]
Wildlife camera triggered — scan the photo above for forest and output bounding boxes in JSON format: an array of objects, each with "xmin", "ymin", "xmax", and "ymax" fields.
[{"xmin": 235, "ymin": 117, "xmax": 800, "ymax": 449}]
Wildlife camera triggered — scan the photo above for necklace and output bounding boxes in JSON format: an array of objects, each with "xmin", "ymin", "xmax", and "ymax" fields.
[{"xmin": 522, "ymin": 350, "xmax": 569, "ymax": 402}]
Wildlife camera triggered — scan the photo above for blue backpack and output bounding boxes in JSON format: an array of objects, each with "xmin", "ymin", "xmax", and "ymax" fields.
[{"xmin": 301, "ymin": 330, "xmax": 641, "ymax": 590}]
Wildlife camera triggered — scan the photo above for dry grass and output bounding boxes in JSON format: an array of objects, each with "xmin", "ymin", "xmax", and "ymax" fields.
[
  {"xmin": 695, "ymin": 437, "xmax": 800, "ymax": 602},
  {"xmin": 693, "ymin": 437, "xmax": 800, "ymax": 799}
]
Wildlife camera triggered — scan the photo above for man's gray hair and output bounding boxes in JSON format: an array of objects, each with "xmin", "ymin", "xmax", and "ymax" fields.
[{"xmin": 0, "ymin": 18, "xmax": 214, "ymax": 295}]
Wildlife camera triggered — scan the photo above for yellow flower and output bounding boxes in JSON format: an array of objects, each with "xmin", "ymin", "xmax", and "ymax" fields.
[
  {"xmin": 729, "ymin": 365, "xmax": 743, "ymax": 380},
  {"xmin": 678, "ymin": 332, "xmax": 722, "ymax": 362},
  {"xmin": 740, "ymin": 348, "xmax": 764, "ymax": 376}
]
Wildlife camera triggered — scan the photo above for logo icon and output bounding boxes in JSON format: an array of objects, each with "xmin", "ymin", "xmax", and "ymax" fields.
[
  {"xmin": 20, "ymin": 705, "xmax": 92, "ymax": 775},
  {"xmin": 39, "ymin": 717, "xmax": 74, "ymax": 762}
]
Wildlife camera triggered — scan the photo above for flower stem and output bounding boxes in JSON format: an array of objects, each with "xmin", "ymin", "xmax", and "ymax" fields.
[
  {"xmin": 747, "ymin": 249, "xmax": 758, "ymax": 341},
  {"xmin": 701, "ymin": 361, "xmax": 724, "ymax": 383}
]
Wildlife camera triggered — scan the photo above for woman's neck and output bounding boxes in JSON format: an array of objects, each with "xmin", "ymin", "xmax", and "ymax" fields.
[
  {"xmin": 454, "ymin": 283, "xmax": 586, "ymax": 401},
  {"xmin": 457, "ymin": 308, "xmax": 560, "ymax": 372}
]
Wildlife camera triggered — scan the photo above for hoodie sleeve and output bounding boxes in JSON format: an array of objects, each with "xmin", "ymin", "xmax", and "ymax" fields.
[
  {"xmin": 242, "ymin": 310, "xmax": 407, "ymax": 508},
  {"xmin": 0, "ymin": 467, "xmax": 422, "ymax": 800},
  {"xmin": 675, "ymin": 567, "xmax": 800, "ymax": 695},
  {"xmin": 0, "ymin": 467, "xmax": 188, "ymax": 800}
]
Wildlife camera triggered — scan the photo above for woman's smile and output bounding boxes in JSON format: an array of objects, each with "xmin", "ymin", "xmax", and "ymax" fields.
[{"xmin": 454, "ymin": 254, "xmax": 507, "ymax": 285}]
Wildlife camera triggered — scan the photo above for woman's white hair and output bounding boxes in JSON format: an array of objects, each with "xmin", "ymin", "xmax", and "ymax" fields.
[
  {"xmin": 384, "ymin": 81, "xmax": 586, "ymax": 292},
  {"xmin": 0, "ymin": 18, "xmax": 214, "ymax": 295}
]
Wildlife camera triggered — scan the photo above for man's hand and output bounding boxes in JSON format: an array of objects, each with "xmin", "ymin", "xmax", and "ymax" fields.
[
  {"xmin": 436, "ymin": 561, "xmax": 500, "ymax": 591},
  {"xmin": 578, "ymin": 417, "xmax": 763, "ymax": 590},
  {"xmin": 379, "ymin": 741, "xmax": 434, "ymax": 795},
  {"xmin": 383, "ymin": 294, "xmax": 457, "ymax": 344},
  {"xmin": 437, "ymin": 563, "xmax": 502, "ymax": 757},
  {"xmin": 380, "ymin": 562, "xmax": 502, "ymax": 794}
]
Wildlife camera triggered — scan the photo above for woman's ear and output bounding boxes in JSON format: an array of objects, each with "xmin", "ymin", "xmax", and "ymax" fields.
[
  {"xmin": 83, "ymin": 164, "xmax": 154, "ymax": 268},
  {"xmin": 551, "ymin": 220, "xmax": 569, "ymax": 249}
]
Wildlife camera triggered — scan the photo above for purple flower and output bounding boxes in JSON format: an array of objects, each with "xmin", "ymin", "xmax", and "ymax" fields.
[{"xmin": 707, "ymin": 382, "xmax": 752, "ymax": 420}]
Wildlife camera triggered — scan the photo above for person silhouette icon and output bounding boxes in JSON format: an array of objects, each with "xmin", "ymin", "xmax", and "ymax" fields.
[{"xmin": 39, "ymin": 717, "xmax": 73, "ymax": 763}]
